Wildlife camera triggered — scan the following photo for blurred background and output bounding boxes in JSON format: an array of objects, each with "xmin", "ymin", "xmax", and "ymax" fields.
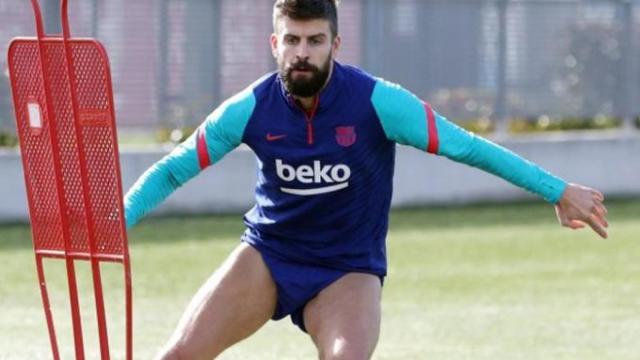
[
  {"xmin": 2, "ymin": 3, "xmax": 639, "ymax": 357},
  {"xmin": 1, "ymin": 0, "xmax": 639, "ymax": 139},
  {"xmin": 1, "ymin": 0, "xmax": 639, "ymax": 221}
]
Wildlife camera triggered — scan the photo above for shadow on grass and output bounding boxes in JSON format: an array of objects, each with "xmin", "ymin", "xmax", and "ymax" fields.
[{"xmin": 1, "ymin": 198, "xmax": 638, "ymax": 251}]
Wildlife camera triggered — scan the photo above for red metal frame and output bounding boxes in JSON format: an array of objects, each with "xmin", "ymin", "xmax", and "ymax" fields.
[{"xmin": 7, "ymin": 1, "xmax": 132, "ymax": 359}]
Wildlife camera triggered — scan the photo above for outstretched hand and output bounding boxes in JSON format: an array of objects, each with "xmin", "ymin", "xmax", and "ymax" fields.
[{"xmin": 555, "ymin": 183, "xmax": 609, "ymax": 239}]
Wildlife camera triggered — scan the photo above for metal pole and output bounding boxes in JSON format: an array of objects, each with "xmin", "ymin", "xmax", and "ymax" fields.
[
  {"xmin": 211, "ymin": 0, "xmax": 222, "ymax": 107},
  {"xmin": 44, "ymin": 0, "xmax": 61, "ymax": 34},
  {"xmin": 494, "ymin": 0, "xmax": 508, "ymax": 135},
  {"xmin": 157, "ymin": 0, "xmax": 169, "ymax": 128},
  {"xmin": 184, "ymin": 0, "xmax": 219, "ymax": 124},
  {"xmin": 362, "ymin": 0, "xmax": 383, "ymax": 74},
  {"xmin": 621, "ymin": 0, "xmax": 637, "ymax": 131},
  {"xmin": 91, "ymin": 0, "xmax": 98, "ymax": 38}
]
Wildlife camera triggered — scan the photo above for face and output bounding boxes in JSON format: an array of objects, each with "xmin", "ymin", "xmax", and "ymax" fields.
[{"xmin": 271, "ymin": 17, "xmax": 340, "ymax": 97}]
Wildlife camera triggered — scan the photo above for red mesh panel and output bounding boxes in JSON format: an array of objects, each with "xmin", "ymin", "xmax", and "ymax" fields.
[
  {"xmin": 46, "ymin": 41, "xmax": 90, "ymax": 254},
  {"xmin": 8, "ymin": 38, "xmax": 126, "ymax": 258},
  {"xmin": 70, "ymin": 41, "xmax": 125, "ymax": 256},
  {"xmin": 9, "ymin": 41, "xmax": 64, "ymax": 253}
]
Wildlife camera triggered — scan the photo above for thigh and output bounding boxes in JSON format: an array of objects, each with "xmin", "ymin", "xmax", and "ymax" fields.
[
  {"xmin": 157, "ymin": 242, "xmax": 277, "ymax": 360},
  {"xmin": 303, "ymin": 272, "xmax": 382, "ymax": 360}
]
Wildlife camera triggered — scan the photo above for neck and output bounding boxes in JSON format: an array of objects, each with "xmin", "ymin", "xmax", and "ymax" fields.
[
  {"xmin": 294, "ymin": 96, "xmax": 317, "ymax": 111},
  {"xmin": 292, "ymin": 61, "xmax": 334, "ymax": 111}
]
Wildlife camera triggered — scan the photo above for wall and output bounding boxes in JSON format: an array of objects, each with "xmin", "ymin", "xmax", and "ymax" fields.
[{"xmin": 0, "ymin": 132, "xmax": 638, "ymax": 223}]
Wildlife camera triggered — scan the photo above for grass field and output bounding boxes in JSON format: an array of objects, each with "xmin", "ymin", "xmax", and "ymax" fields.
[{"xmin": 1, "ymin": 200, "xmax": 639, "ymax": 359}]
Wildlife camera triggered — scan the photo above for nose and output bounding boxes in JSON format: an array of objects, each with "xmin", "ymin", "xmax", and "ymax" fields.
[{"xmin": 295, "ymin": 41, "xmax": 310, "ymax": 60}]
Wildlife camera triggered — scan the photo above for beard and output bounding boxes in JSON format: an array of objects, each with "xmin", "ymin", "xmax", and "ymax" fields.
[{"xmin": 280, "ymin": 55, "xmax": 332, "ymax": 97}]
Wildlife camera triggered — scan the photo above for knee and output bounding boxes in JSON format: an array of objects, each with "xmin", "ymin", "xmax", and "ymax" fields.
[
  {"xmin": 154, "ymin": 344, "xmax": 189, "ymax": 360},
  {"xmin": 155, "ymin": 345, "xmax": 182, "ymax": 360},
  {"xmin": 319, "ymin": 336, "xmax": 376, "ymax": 360},
  {"xmin": 155, "ymin": 341, "xmax": 221, "ymax": 360}
]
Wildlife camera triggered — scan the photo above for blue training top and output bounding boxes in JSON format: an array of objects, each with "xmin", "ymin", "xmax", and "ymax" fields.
[{"xmin": 124, "ymin": 62, "xmax": 567, "ymax": 276}]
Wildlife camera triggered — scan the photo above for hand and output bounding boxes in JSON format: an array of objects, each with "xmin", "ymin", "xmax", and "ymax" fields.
[{"xmin": 555, "ymin": 183, "xmax": 609, "ymax": 239}]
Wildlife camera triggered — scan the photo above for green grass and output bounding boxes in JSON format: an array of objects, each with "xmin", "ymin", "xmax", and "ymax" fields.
[{"xmin": 1, "ymin": 200, "xmax": 639, "ymax": 359}]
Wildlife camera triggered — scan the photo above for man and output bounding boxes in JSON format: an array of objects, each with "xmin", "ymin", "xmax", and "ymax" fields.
[{"xmin": 124, "ymin": 0, "xmax": 609, "ymax": 358}]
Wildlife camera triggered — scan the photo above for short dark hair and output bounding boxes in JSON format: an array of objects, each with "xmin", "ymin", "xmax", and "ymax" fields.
[{"xmin": 273, "ymin": 0, "xmax": 339, "ymax": 39}]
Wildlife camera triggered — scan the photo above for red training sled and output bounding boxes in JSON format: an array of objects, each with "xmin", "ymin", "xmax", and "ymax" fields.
[{"xmin": 7, "ymin": 0, "xmax": 132, "ymax": 359}]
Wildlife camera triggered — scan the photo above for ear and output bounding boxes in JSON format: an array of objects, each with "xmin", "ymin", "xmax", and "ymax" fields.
[
  {"xmin": 331, "ymin": 35, "xmax": 341, "ymax": 59},
  {"xmin": 270, "ymin": 33, "xmax": 278, "ymax": 59}
]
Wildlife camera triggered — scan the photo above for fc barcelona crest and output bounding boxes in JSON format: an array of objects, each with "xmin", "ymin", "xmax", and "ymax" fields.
[{"xmin": 335, "ymin": 126, "xmax": 356, "ymax": 147}]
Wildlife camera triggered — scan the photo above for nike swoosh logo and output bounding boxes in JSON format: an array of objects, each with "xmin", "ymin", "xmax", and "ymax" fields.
[{"xmin": 266, "ymin": 133, "xmax": 287, "ymax": 141}]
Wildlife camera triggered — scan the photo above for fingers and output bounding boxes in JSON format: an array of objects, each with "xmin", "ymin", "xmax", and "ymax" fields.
[
  {"xmin": 591, "ymin": 189, "xmax": 605, "ymax": 202},
  {"xmin": 556, "ymin": 185, "xmax": 609, "ymax": 239},
  {"xmin": 557, "ymin": 210, "xmax": 586, "ymax": 230},
  {"xmin": 593, "ymin": 204, "xmax": 609, "ymax": 227},
  {"xmin": 585, "ymin": 215, "xmax": 608, "ymax": 239},
  {"xmin": 567, "ymin": 220, "xmax": 586, "ymax": 229},
  {"xmin": 596, "ymin": 201, "xmax": 608, "ymax": 216},
  {"xmin": 556, "ymin": 200, "xmax": 609, "ymax": 239},
  {"xmin": 584, "ymin": 202, "xmax": 608, "ymax": 239}
]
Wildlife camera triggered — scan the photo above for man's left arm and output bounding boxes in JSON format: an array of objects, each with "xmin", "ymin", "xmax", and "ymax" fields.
[{"xmin": 371, "ymin": 79, "xmax": 608, "ymax": 238}]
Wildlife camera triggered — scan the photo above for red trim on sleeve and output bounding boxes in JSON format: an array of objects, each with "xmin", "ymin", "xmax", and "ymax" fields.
[
  {"xmin": 424, "ymin": 102, "xmax": 439, "ymax": 154},
  {"xmin": 196, "ymin": 128, "xmax": 211, "ymax": 169}
]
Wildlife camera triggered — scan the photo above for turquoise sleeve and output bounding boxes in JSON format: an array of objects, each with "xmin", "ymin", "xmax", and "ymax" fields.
[
  {"xmin": 371, "ymin": 79, "xmax": 428, "ymax": 149},
  {"xmin": 371, "ymin": 79, "xmax": 567, "ymax": 204},
  {"xmin": 124, "ymin": 87, "xmax": 256, "ymax": 229},
  {"xmin": 434, "ymin": 115, "xmax": 567, "ymax": 203}
]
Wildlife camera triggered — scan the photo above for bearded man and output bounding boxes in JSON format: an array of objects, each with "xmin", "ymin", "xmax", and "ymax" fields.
[{"xmin": 124, "ymin": 1, "xmax": 608, "ymax": 358}]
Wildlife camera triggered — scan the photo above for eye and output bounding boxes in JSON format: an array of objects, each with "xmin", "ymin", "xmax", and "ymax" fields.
[
  {"xmin": 310, "ymin": 37, "xmax": 325, "ymax": 46},
  {"xmin": 284, "ymin": 36, "xmax": 298, "ymax": 45}
]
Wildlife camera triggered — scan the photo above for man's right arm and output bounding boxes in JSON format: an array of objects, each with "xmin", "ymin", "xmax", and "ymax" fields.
[
  {"xmin": 124, "ymin": 87, "xmax": 256, "ymax": 229},
  {"xmin": 370, "ymin": 78, "xmax": 608, "ymax": 238}
]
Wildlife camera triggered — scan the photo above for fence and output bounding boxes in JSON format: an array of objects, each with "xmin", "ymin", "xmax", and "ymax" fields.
[{"xmin": 1, "ymin": 0, "xmax": 639, "ymax": 134}]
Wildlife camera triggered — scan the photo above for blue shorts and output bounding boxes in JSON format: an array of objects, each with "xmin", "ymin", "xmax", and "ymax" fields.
[{"xmin": 246, "ymin": 242, "xmax": 348, "ymax": 332}]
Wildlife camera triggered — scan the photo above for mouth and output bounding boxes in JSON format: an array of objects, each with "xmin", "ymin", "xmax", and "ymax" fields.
[{"xmin": 290, "ymin": 63, "xmax": 315, "ymax": 72}]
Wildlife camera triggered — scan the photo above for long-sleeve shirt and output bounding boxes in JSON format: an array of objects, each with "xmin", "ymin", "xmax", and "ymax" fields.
[{"xmin": 124, "ymin": 62, "xmax": 566, "ymax": 276}]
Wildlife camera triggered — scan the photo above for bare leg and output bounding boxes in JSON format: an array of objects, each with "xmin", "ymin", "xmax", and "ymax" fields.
[
  {"xmin": 304, "ymin": 273, "xmax": 382, "ymax": 360},
  {"xmin": 156, "ymin": 243, "xmax": 277, "ymax": 360}
]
